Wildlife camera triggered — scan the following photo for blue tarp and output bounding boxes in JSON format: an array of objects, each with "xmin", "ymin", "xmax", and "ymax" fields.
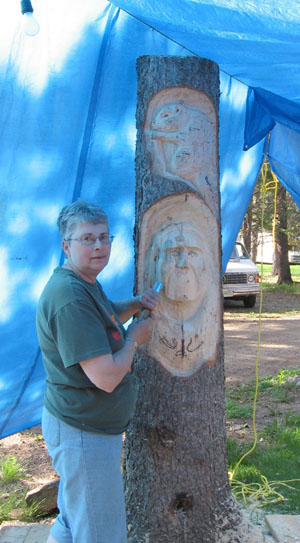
[{"xmin": 0, "ymin": 0, "xmax": 299, "ymax": 437}]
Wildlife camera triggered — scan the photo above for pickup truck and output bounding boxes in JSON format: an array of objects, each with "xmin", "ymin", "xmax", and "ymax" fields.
[{"xmin": 223, "ymin": 242, "xmax": 260, "ymax": 308}]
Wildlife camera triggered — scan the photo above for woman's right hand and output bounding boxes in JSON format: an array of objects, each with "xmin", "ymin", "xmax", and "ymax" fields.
[{"xmin": 126, "ymin": 314, "xmax": 155, "ymax": 346}]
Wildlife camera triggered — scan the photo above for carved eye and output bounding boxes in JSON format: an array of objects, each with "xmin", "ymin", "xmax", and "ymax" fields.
[
  {"xmin": 161, "ymin": 113, "xmax": 169, "ymax": 119},
  {"xmin": 188, "ymin": 250, "xmax": 198, "ymax": 258},
  {"xmin": 168, "ymin": 250, "xmax": 181, "ymax": 259}
]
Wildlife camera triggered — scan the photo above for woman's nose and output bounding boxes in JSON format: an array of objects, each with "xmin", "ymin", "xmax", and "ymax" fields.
[{"xmin": 94, "ymin": 237, "xmax": 102, "ymax": 248}]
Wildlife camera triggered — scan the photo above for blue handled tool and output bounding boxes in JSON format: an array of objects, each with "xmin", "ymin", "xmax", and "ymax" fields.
[{"xmin": 153, "ymin": 281, "xmax": 163, "ymax": 293}]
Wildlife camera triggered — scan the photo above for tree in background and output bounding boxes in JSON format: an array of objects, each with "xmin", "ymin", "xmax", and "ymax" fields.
[
  {"xmin": 241, "ymin": 161, "xmax": 299, "ymax": 284},
  {"xmin": 274, "ymin": 184, "xmax": 293, "ymax": 284},
  {"xmin": 241, "ymin": 183, "xmax": 262, "ymax": 263}
]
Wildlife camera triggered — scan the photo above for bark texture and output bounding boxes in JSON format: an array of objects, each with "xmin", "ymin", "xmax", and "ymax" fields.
[
  {"xmin": 134, "ymin": 56, "xmax": 220, "ymax": 222},
  {"xmin": 275, "ymin": 185, "xmax": 293, "ymax": 284},
  {"xmin": 124, "ymin": 56, "xmax": 267, "ymax": 543}
]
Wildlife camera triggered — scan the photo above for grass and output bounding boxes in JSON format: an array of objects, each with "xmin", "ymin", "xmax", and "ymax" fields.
[
  {"xmin": 226, "ymin": 400, "xmax": 253, "ymax": 419},
  {"xmin": 258, "ymin": 263, "xmax": 300, "ymax": 277},
  {"xmin": 258, "ymin": 263, "xmax": 300, "ymax": 294},
  {"xmin": 28, "ymin": 431, "xmax": 43, "ymax": 442},
  {"xmin": 227, "ymin": 368, "xmax": 300, "ymax": 513},
  {"xmin": 0, "ymin": 456, "xmax": 24, "ymax": 482},
  {"xmin": 0, "ymin": 490, "xmax": 42, "ymax": 524},
  {"xmin": 0, "ymin": 455, "xmax": 43, "ymax": 524},
  {"xmin": 226, "ymin": 368, "xmax": 300, "ymax": 404}
]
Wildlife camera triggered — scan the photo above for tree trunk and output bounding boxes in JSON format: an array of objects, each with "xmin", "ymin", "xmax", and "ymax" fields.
[
  {"xmin": 242, "ymin": 208, "xmax": 252, "ymax": 255},
  {"xmin": 275, "ymin": 185, "xmax": 293, "ymax": 284},
  {"xmin": 272, "ymin": 246, "xmax": 278, "ymax": 276},
  {"xmin": 252, "ymin": 239, "xmax": 258, "ymax": 264},
  {"xmin": 124, "ymin": 56, "xmax": 268, "ymax": 543}
]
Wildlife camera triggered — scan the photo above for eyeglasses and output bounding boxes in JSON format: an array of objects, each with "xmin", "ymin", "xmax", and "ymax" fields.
[{"xmin": 65, "ymin": 234, "xmax": 115, "ymax": 246}]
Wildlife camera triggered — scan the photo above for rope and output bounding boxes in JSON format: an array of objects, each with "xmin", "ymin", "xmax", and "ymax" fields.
[
  {"xmin": 232, "ymin": 477, "xmax": 300, "ymax": 508},
  {"xmin": 228, "ymin": 161, "xmax": 300, "ymax": 508},
  {"xmin": 271, "ymin": 173, "xmax": 278, "ymax": 249}
]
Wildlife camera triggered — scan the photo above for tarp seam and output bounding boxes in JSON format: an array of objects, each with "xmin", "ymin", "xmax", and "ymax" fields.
[
  {"xmin": 110, "ymin": 1, "xmax": 248, "ymax": 88},
  {"xmin": 59, "ymin": 4, "xmax": 120, "ymax": 267},
  {"xmin": 0, "ymin": 7, "xmax": 122, "ymax": 436}
]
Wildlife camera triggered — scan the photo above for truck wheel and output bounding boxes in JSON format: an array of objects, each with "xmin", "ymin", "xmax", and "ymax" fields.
[{"xmin": 243, "ymin": 295, "xmax": 256, "ymax": 308}]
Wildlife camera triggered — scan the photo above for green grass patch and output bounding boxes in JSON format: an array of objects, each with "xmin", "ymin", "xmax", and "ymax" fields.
[
  {"xmin": 227, "ymin": 369, "xmax": 300, "ymax": 512},
  {"xmin": 227, "ymin": 368, "xmax": 300, "ymax": 404},
  {"xmin": 258, "ymin": 263, "xmax": 300, "ymax": 276},
  {"xmin": 0, "ymin": 455, "xmax": 45, "ymax": 524},
  {"xmin": 262, "ymin": 282, "xmax": 300, "ymax": 294},
  {"xmin": 0, "ymin": 456, "xmax": 24, "ymax": 482},
  {"xmin": 28, "ymin": 431, "xmax": 43, "ymax": 443},
  {"xmin": 290, "ymin": 264, "xmax": 300, "ymax": 278},
  {"xmin": 227, "ymin": 435, "xmax": 300, "ymax": 512},
  {"xmin": 258, "ymin": 263, "xmax": 300, "ymax": 294},
  {"xmin": 0, "ymin": 490, "xmax": 42, "ymax": 524},
  {"xmin": 226, "ymin": 400, "xmax": 253, "ymax": 419}
]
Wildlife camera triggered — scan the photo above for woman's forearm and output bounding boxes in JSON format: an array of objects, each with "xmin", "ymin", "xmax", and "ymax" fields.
[
  {"xmin": 113, "ymin": 288, "xmax": 159, "ymax": 323},
  {"xmin": 113, "ymin": 297, "xmax": 141, "ymax": 323},
  {"xmin": 80, "ymin": 339, "xmax": 137, "ymax": 393},
  {"xmin": 80, "ymin": 315, "xmax": 154, "ymax": 393}
]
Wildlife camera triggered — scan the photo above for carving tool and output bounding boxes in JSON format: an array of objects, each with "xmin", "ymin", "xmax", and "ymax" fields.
[
  {"xmin": 153, "ymin": 281, "xmax": 163, "ymax": 294},
  {"xmin": 140, "ymin": 281, "xmax": 163, "ymax": 319}
]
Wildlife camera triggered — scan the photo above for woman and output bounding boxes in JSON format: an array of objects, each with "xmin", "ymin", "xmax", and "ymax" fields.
[{"xmin": 36, "ymin": 200, "xmax": 159, "ymax": 543}]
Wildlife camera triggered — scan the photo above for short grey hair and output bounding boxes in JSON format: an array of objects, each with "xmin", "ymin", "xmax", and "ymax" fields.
[{"xmin": 57, "ymin": 200, "xmax": 108, "ymax": 239}]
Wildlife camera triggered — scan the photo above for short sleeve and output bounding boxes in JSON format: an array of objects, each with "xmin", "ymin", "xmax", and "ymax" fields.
[{"xmin": 50, "ymin": 300, "xmax": 112, "ymax": 368}]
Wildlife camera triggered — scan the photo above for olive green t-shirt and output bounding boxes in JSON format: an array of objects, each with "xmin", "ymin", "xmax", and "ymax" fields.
[{"xmin": 36, "ymin": 267, "xmax": 136, "ymax": 434}]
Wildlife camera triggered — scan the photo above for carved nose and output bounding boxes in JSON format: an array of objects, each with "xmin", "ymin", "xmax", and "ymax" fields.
[{"xmin": 177, "ymin": 249, "xmax": 188, "ymax": 267}]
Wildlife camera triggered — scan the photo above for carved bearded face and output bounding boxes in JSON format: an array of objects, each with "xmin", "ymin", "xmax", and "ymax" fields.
[
  {"xmin": 138, "ymin": 193, "xmax": 221, "ymax": 376},
  {"xmin": 155, "ymin": 225, "xmax": 207, "ymax": 304}
]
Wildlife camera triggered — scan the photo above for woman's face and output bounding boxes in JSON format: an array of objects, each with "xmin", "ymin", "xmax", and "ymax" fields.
[{"xmin": 62, "ymin": 222, "xmax": 111, "ymax": 282}]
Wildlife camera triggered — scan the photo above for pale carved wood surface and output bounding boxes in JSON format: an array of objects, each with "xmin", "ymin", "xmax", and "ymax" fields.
[
  {"xmin": 137, "ymin": 192, "xmax": 221, "ymax": 376},
  {"xmin": 144, "ymin": 87, "xmax": 219, "ymax": 218}
]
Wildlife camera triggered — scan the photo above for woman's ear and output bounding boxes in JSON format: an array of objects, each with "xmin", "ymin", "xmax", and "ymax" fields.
[{"xmin": 62, "ymin": 239, "xmax": 70, "ymax": 258}]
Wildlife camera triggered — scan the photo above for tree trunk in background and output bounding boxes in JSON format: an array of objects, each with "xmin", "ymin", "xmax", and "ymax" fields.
[
  {"xmin": 276, "ymin": 185, "xmax": 293, "ymax": 284},
  {"xmin": 242, "ymin": 187, "xmax": 260, "ymax": 263},
  {"xmin": 272, "ymin": 246, "xmax": 278, "ymax": 275},
  {"xmin": 124, "ymin": 56, "xmax": 267, "ymax": 543},
  {"xmin": 242, "ymin": 208, "xmax": 252, "ymax": 255},
  {"xmin": 252, "ymin": 238, "xmax": 258, "ymax": 264},
  {"xmin": 250, "ymin": 188, "xmax": 261, "ymax": 263}
]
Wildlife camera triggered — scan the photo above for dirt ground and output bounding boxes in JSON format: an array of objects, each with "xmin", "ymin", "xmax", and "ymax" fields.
[
  {"xmin": 224, "ymin": 290, "xmax": 300, "ymax": 386},
  {"xmin": 1, "ymin": 289, "xmax": 299, "ymax": 496}
]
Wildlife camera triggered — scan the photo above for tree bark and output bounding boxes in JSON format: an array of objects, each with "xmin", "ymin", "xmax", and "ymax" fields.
[
  {"xmin": 272, "ymin": 245, "xmax": 278, "ymax": 275},
  {"xmin": 124, "ymin": 56, "xmax": 268, "ymax": 543},
  {"xmin": 275, "ymin": 185, "xmax": 293, "ymax": 284},
  {"xmin": 250, "ymin": 189, "xmax": 261, "ymax": 264},
  {"xmin": 242, "ymin": 209, "xmax": 252, "ymax": 256}
]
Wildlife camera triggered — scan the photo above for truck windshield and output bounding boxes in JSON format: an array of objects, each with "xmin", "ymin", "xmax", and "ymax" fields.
[{"xmin": 230, "ymin": 242, "xmax": 249, "ymax": 259}]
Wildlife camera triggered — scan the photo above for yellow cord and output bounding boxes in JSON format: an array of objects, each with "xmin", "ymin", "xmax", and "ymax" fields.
[
  {"xmin": 228, "ymin": 162, "xmax": 300, "ymax": 508},
  {"xmin": 271, "ymin": 173, "xmax": 278, "ymax": 249},
  {"xmin": 231, "ymin": 477, "xmax": 300, "ymax": 508},
  {"xmin": 229, "ymin": 164, "xmax": 267, "ymax": 482}
]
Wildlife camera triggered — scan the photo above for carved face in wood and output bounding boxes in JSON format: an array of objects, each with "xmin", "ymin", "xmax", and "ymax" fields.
[
  {"xmin": 152, "ymin": 223, "xmax": 208, "ymax": 320},
  {"xmin": 138, "ymin": 193, "xmax": 222, "ymax": 377},
  {"xmin": 144, "ymin": 87, "xmax": 219, "ymax": 218}
]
